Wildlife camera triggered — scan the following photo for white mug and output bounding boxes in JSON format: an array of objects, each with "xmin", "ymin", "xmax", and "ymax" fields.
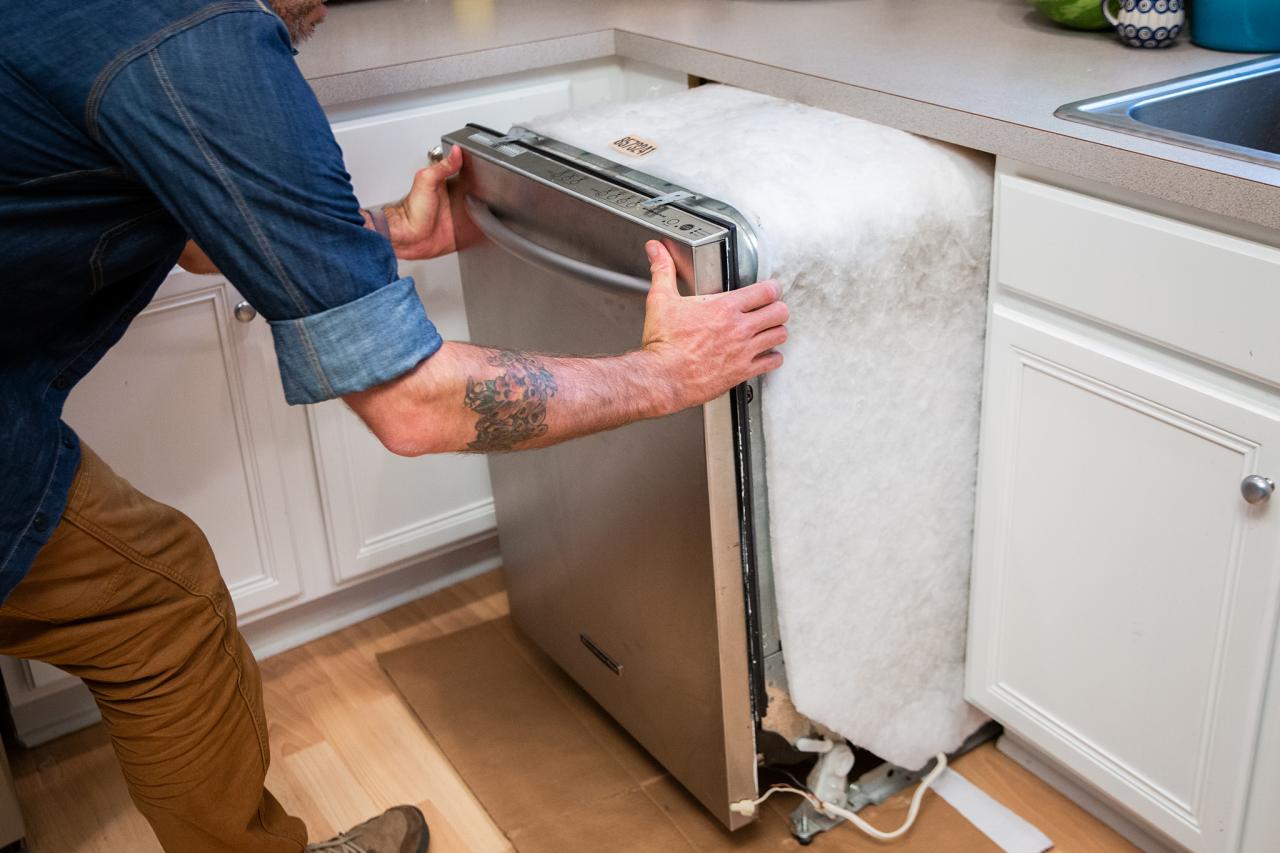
[{"xmin": 1102, "ymin": 0, "xmax": 1186, "ymax": 48}]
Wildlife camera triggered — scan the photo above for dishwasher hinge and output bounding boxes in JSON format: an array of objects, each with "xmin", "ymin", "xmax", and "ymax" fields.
[{"xmin": 640, "ymin": 190, "xmax": 697, "ymax": 209}]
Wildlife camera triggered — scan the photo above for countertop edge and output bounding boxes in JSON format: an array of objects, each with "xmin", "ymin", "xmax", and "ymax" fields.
[
  {"xmin": 307, "ymin": 27, "xmax": 1280, "ymax": 235},
  {"xmin": 309, "ymin": 29, "xmax": 617, "ymax": 107},
  {"xmin": 613, "ymin": 32, "xmax": 1280, "ymax": 235}
]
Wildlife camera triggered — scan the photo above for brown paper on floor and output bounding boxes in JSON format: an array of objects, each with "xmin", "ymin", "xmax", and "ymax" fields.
[{"xmin": 378, "ymin": 617, "xmax": 1128, "ymax": 852}]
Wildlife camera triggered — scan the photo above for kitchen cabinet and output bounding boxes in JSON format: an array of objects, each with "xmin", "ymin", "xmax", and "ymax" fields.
[
  {"xmin": 0, "ymin": 270, "xmax": 309, "ymax": 744},
  {"xmin": 968, "ymin": 161, "xmax": 1280, "ymax": 852},
  {"xmin": 0, "ymin": 57, "xmax": 687, "ymax": 746},
  {"xmin": 62, "ymin": 273, "xmax": 307, "ymax": 617},
  {"xmin": 1241, "ymin": 635, "xmax": 1280, "ymax": 851}
]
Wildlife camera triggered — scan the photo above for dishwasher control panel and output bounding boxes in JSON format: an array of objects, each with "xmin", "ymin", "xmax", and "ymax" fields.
[{"xmin": 453, "ymin": 129, "xmax": 729, "ymax": 245}]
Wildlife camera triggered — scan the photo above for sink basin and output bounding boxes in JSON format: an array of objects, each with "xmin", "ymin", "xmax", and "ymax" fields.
[{"xmin": 1057, "ymin": 56, "xmax": 1280, "ymax": 168}]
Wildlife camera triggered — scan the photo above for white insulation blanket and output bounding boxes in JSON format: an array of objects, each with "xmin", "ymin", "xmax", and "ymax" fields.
[{"xmin": 528, "ymin": 85, "xmax": 993, "ymax": 770}]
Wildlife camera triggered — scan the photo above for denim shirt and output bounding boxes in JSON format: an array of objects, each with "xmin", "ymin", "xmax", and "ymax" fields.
[{"xmin": 0, "ymin": 1, "xmax": 443, "ymax": 600}]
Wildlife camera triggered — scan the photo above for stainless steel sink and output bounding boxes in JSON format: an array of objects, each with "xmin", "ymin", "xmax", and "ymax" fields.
[{"xmin": 1057, "ymin": 56, "xmax": 1280, "ymax": 168}]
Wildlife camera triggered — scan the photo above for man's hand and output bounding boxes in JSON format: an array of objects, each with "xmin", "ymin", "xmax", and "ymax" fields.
[
  {"xmin": 640, "ymin": 241, "xmax": 787, "ymax": 412},
  {"xmin": 362, "ymin": 145, "xmax": 463, "ymax": 261}
]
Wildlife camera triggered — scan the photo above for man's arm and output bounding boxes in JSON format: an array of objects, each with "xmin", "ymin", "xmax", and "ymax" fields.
[
  {"xmin": 346, "ymin": 242, "xmax": 788, "ymax": 455},
  {"xmin": 96, "ymin": 10, "xmax": 454, "ymax": 407},
  {"xmin": 179, "ymin": 144, "xmax": 463, "ymax": 276},
  {"xmin": 93, "ymin": 10, "xmax": 786, "ymax": 431}
]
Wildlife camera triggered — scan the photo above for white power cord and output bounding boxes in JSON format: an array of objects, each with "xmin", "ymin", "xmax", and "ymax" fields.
[{"xmin": 729, "ymin": 752, "xmax": 948, "ymax": 842}]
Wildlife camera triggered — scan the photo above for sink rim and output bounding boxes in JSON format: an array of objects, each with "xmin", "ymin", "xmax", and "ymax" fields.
[{"xmin": 1056, "ymin": 55, "xmax": 1280, "ymax": 169}]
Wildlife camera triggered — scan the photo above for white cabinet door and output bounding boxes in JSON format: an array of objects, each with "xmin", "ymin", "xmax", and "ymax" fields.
[
  {"xmin": 61, "ymin": 273, "xmax": 304, "ymax": 616},
  {"xmin": 968, "ymin": 306, "xmax": 1280, "ymax": 852},
  {"xmin": 12, "ymin": 273, "xmax": 307, "ymax": 701},
  {"xmin": 311, "ymin": 65, "xmax": 686, "ymax": 583},
  {"xmin": 1241, "ymin": 630, "xmax": 1280, "ymax": 852}
]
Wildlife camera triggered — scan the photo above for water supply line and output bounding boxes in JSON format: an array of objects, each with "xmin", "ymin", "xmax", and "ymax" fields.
[{"xmin": 728, "ymin": 744, "xmax": 949, "ymax": 842}]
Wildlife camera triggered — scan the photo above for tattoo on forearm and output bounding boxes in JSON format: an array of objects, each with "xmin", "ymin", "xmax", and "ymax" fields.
[{"xmin": 464, "ymin": 350, "xmax": 558, "ymax": 452}]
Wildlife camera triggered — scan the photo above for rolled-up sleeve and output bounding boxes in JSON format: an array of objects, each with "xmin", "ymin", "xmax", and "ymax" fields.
[
  {"xmin": 270, "ymin": 276, "xmax": 442, "ymax": 403},
  {"xmin": 92, "ymin": 7, "xmax": 437, "ymax": 404}
]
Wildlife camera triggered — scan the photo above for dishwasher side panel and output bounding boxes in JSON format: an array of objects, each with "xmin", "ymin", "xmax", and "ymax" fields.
[{"xmin": 449, "ymin": 151, "xmax": 757, "ymax": 828}]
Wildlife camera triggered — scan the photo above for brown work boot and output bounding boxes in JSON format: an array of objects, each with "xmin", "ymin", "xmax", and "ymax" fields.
[{"xmin": 305, "ymin": 805, "xmax": 429, "ymax": 852}]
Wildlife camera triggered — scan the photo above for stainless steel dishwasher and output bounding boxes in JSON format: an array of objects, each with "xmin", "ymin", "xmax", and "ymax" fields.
[{"xmin": 442, "ymin": 124, "xmax": 779, "ymax": 829}]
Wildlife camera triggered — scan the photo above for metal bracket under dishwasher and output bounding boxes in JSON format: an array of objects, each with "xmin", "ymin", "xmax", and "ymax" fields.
[{"xmin": 789, "ymin": 723, "xmax": 1002, "ymax": 845}]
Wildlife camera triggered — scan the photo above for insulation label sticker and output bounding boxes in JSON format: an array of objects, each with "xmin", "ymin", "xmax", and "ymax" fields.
[{"xmin": 609, "ymin": 135, "xmax": 659, "ymax": 157}]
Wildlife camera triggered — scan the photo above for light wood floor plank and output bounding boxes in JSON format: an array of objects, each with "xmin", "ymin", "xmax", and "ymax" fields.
[
  {"xmin": 9, "ymin": 726, "xmax": 160, "ymax": 853},
  {"xmin": 279, "ymin": 741, "xmax": 379, "ymax": 840},
  {"xmin": 418, "ymin": 798, "xmax": 475, "ymax": 853}
]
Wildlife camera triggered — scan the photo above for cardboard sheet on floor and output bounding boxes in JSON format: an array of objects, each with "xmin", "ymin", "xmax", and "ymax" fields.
[{"xmin": 378, "ymin": 617, "xmax": 1024, "ymax": 852}]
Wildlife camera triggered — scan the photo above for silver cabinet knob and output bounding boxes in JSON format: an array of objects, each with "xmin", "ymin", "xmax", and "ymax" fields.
[
  {"xmin": 1241, "ymin": 475, "xmax": 1274, "ymax": 505},
  {"xmin": 233, "ymin": 301, "xmax": 257, "ymax": 323},
  {"xmin": 428, "ymin": 145, "xmax": 445, "ymax": 165}
]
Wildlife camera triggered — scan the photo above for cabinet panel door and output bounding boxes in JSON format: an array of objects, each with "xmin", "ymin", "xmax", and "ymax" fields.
[
  {"xmin": 61, "ymin": 276, "xmax": 303, "ymax": 616},
  {"xmin": 1242, "ymin": 634, "xmax": 1280, "ymax": 852},
  {"xmin": 309, "ymin": 80, "xmax": 584, "ymax": 582},
  {"xmin": 968, "ymin": 307, "xmax": 1280, "ymax": 852}
]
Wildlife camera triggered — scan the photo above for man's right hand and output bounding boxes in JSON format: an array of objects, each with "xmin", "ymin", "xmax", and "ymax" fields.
[{"xmin": 640, "ymin": 240, "xmax": 788, "ymax": 412}]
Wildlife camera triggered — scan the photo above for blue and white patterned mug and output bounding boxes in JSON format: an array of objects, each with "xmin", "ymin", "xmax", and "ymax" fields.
[{"xmin": 1101, "ymin": 0, "xmax": 1185, "ymax": 48}]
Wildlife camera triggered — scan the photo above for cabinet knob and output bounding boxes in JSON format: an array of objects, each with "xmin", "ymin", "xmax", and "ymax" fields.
[
  {"xmin": 428, "ymin": 145, "xmax": 445, "ymax": 165},
  {"xmin": 233, "ymin": 301, "xmax": 257, "ymax": 323},
  {"xmin": 1241, "ymin": 475, "xmax": 1274, "ymax": 505}
]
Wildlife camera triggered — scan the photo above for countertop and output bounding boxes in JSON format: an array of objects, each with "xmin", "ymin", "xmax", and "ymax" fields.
[{"xmin": 298, "ymin": 0, "xmax": 1279, "ymax": 232}]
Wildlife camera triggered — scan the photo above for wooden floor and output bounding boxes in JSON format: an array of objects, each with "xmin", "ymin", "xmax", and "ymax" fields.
[{"xmin": 8, "ymin": 571, "xmax": 1132, "ymax": 852}]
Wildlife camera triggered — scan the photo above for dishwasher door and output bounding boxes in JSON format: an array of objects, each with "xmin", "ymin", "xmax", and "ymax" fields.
[{"xmin": 444, "ymin": 126, "xmax": 761, "ymax": 828}]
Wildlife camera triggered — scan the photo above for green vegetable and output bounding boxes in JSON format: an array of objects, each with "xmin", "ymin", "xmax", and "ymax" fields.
[{"xmin": 1028, "ymin": 0, "xmax": 1112, "ymax": 31}]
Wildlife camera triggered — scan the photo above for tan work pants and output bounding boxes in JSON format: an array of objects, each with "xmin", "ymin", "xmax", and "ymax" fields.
[{"xmin": 0, "ymin": 445, "xmax": 307, "ymax": 852}]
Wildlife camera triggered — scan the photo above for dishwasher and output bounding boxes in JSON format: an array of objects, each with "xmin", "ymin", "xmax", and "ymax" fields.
[
  {"xmin": 438, "ymin": 84, "xmax": 996, "ymax": 839},
  {"xmin": 442, "ymin": 123, "xmax": 778, "ymax": 830}
]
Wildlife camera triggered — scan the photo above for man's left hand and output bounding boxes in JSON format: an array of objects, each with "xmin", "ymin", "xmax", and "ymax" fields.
[{"xmin": 364, "ymin": 145, "xmax": 463, "ymax": 261}]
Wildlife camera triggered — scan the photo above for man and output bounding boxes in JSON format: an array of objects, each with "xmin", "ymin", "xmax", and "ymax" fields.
[{"xmin": 0, "ymin": 1, "xmax": 787, "ymax": 851}]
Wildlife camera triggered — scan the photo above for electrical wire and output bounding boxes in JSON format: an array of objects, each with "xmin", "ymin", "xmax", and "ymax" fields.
[
  {"xmin": 766, "ymin": 765, "xmax": 811, "ymax": 791},
  {"xmin": 730, "ymin": 752, "xmax": 948, "ymax": 842}
]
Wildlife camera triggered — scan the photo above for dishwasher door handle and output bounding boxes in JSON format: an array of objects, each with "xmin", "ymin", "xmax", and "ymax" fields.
[{"xmin": 465, "ymin": 195, "xmax": 651, "ymax": 297}]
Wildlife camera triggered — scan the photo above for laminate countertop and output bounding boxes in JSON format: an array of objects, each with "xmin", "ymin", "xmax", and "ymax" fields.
[{"xmin": 298, "ymin": 0, "xmax": 1279, "ymax": 232}]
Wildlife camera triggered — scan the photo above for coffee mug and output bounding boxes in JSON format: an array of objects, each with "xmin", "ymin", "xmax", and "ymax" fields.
[{"xmin": 1101, "ymin": 0, "xmax": 1185, "ymax": 48}]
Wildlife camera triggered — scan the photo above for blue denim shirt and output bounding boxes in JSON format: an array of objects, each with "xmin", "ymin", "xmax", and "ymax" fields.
[{"xmin": 0, "ymin": 1, "xmax": 443, "ymax": 600}]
